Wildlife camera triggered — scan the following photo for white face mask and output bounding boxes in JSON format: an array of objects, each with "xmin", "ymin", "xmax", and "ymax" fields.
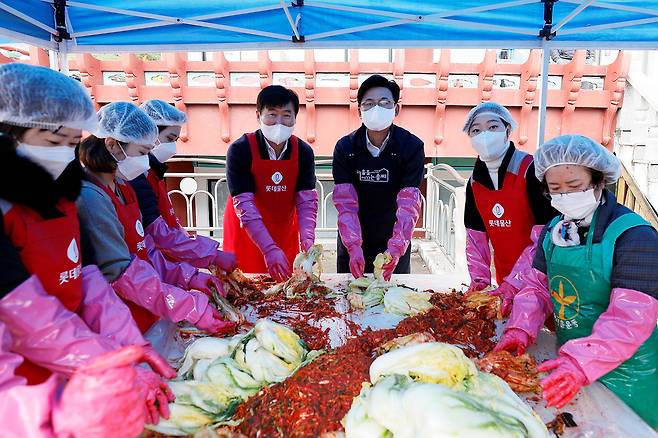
[
  {"xmin": 115, "ymin": 143, "xmax": 150, "ymax": 181},
  {"xmin": 361, "ymin": 105, "xmax": 396, "ymax": 132},
  {"xmin": 260, "ymin": 122, "xmax": 294, "ymax": 146},
  {"xmin": 470, "ymin": 130, "xmax": 509, "ymax": 162},
  {"xmin": 151, "ymin": 141, "xmax": 177, "ymax": 163},
  {"xmin": 550, "ymin": 188, "xmax": 600, "ymax": 221},
  {"xmin": 16, "ymin": 143, "xmax": 75, "ymax": 180}
]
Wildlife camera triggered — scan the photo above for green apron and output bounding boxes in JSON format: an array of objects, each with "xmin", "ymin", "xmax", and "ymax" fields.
[{"xmin": 543, "ymin": 211, "xmax": 658, "ymax": 428}]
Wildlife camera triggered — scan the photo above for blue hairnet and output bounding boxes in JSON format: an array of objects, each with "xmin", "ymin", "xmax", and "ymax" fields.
[
  {"xmin": 462, "ymin": 102, "xmax": 517, "ymax": 133},
  {"xmin": 96, "ymin": 102, "xmax": 158, "ymax": 145},
  {"xmin": 140, "ymin": 99, "xmax": 187, "ymax": 126}
]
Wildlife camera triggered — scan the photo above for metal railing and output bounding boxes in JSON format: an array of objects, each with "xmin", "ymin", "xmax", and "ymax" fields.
[{"xmin": 164, "ymin": 157, "xmax": 467, "ymax": 268}]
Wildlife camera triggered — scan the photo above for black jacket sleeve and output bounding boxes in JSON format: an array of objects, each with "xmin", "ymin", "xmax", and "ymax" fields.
[
  {"xmin": 226, "ymin": 135, "xmax": 255, "ymax": 197},
  {"xmin": 332, "ymin": 138, "xmax": 355, "ymax": 185},
  {"xmin": 526, "ymin": 162, "xmax": 559, "ymax": 225},
  {"xmin": 611, "ymin": 225, "xmax": 658, "ymax": 299},
  {"xmin": 0, "ymin": 213, "xmax": 30, "ymax": 298},
  {"xmin": 296, "ymin": 141, "xmax": 317, "ymax": 192},
  {"xmin": 401, "ymin": 137, "xmax": 425, "ymax": 189},
  {"xmin": 464, "ymin": 179, "xmax": 486, "ymax": 232},
  {"xmin": 129, "ymin": 174, "xmax": 161, "ymax": 228}
]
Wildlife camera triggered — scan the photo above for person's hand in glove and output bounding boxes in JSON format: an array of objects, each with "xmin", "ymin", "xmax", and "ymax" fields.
[
  {"xmin": 134, "ymin": 366, "xmax": 175, "ymax": 425},
  {"xmin": 264, "ymin": 246, "xmax": 292, "ymax": 282},
  {"xmin": 349, "ymin": 246, "xmax": 365, "ymax": 279},
  {"xmin": 488, "ymin": 281, "xmax": 519, "ymax": 317},
  {"xmin": 466, "ymin": 279, "xmax": 489, "ymax": 294},
  {"xmin": 52, "ymin": 346, "xmax": 147, "ymax": 438},
  {"xmin": 494, "ymin": 328, "xmax": 531, "ymax": 356},
  {"xmin": 142, "ymin": 345, "xmax": 176, "ymax": 379},
  {"xmin": 381, "ymin": 252, "xmax": 399, "ymax": 281},
  {"xmin": 212, "ymin": 250, "xmax": 237, "ymax": 273},
  {"xmin": 194, "ymin": 306, "xmax": 237, "ymax": 335},
  {"xmin": 188, "ymin": 271, "xmax": 224, "ymax": 296},
  {"xmin": 539, "ymin": 356, "xmax": 588, "ymax": 409}
]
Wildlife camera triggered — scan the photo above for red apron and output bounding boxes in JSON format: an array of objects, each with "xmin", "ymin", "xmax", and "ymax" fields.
[
  {"xmin": 4, "ymin": 198, "xmax": 83, "ymax": 384},
  {"xmin": 472, "ymin": 153, "xmax": 535, "ymax": 284},
  {"xmin": 222, "ymin": 132, "xmax": 300, "ymax": 273},
  {"xmin": 92, "ymin": 179, "xmax": 157, "ymax": 332},
  {"xmin": 147, "ymin": 168, "xmax": 179, "ymax": 228}
]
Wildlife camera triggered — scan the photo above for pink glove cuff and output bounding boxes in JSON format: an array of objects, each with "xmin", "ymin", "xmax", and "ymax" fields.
[
  {"xmin": 560, "ymin": 288, "xmax": 658, "ymax": 384},
  {"xmin": 333, "ymin": 183, "xmax": 362, "ymax": 253},
  {"xmin": 387, "ymin": 187, "xmax": 422, "ymax": 258},
  {"xmin": 145, "ymin": 216, "xmax": 219, "ymax": 269},
  {"xmin": 145, "ymin": 235, "xmax": 198, "ymax": 289},
  {"xmin": 504, "ymin": 225, "xmax": 543, "ymax": 290},
  {"xmin": 466, "ymin": 228, "xmax": 492, "ymax": 287},
  {"xmin": 233, "ymin": 192, "xmax": 262, "ymax": 226},
  {"xmin": 506, "ymin": 268, "xmax": 552, "ymax": 343},
  {"xmin": 296, "ymin": 189, "xmax": 319, "ymax": 248}
]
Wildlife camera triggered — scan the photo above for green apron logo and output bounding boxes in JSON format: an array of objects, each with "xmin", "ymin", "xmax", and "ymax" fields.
[{"xmin": 550, "ymin": 275, "xmax": 580, "ymax": 321}]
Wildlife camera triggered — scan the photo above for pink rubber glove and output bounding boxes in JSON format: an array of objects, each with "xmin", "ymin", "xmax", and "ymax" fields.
[
  {"xmin": 194, "ymin": 307, "xmax": 237, "ymax": 335},
  {"xmin": 505, "ymin": 267, "xmax": 553, "ymax": 345},
  {"xmin": 234, "ymin": 192, "xmax": 292, "ymax": 282},
  {"xmin": 143, "ymin": 346, "xmax": 176, "ymax": 379},
  {"xmin": 296, "ymin": 189, "xmax": 319, "ymax": 252},
  {"xmin": 383, "ymin": 187, "xmax": 422, "ymax": 281},
  {"xmin": 146, "ymin": 215, "xmax": 220, "ymax": 269},
  {"xmin": 333, "ymin": 183, "xmax": 365, "ymax": 278},
  {"xmin": 145, "ymin": 235, "xmax": 198, "ymax": 290},
  {"xmin": 560, "ymin": 288, "xmax": 658, "ymax": 384},
  {"xmin": 489, "ymin": 281, "xmax": 519, "ymax": 317},
  {"xmin": 466, "ymin": 228, "xmax": 492, "ymax": 291},
  {"xmin": 503, "ymin": 225, "xmax": 543, "ymax": 290},
  {"xmin": 189, "ymin": 271, "xmax": 224, "ymax": 296},
  {"xmin": 134, "ymin": 366, "xmax": 175, "ymax": 425},
  {"xmin": 0, "ymin": 275, "xmax": 118, "ymax": 377},
  {"xmin": 538, "ymin": 356, "xmax": 588, "ymax": 409},
  {"xmin": 52, "ymin": 346, "xmax": 147, "ymax": 438},
  {"xmin": 494, "ymin": 328, "xmax": 532, "ymax": 355},
  {"xmin": 212, "ymin": 250, "xmax": 237, "ymax": 273},
  {"xmin": 112, "ymin": 257, "xmax": 220, "ymax": 328}
]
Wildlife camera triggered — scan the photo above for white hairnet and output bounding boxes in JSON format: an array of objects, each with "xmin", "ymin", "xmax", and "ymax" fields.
[
  {"xmin": 462, "ymin": 102, "xmax": 517, "ymax": 133},
  {"xmin": 140, "ymin": 99, "xmax": 187, "ymax": 126},
  {"xmin": 96, "ymin": 101, "xmax": 158, "ymax": 145},
  {"xmin": 0, "ymin": 63, "xmax": 97, "ymax": 132},
  {"xmin": 534, "ymin": 134, "xmax": 621, "ymax": 185}
]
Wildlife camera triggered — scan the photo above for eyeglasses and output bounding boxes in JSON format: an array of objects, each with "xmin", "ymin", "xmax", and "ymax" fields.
[
  {"xmin": 544, "ymin": 187, "xmax": 593, "ymax": 200},
  {"xmin": 360, "ymin": 98, "xmax": 395, "ymax": 111}
]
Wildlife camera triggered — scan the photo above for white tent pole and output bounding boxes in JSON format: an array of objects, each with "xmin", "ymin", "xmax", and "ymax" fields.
[
  {"xmin": 279, "ymin": 0, "xmax": 300, "ymax": 40},
  {"xmin": 538, "ymin": 41, "xmax": 550, "ymax": 146},
  {"xmin": 553, "ymin": 0, "xmax": 595, "ymax": 34},
  {"xmin": 57, "ymin": 41, "xmax": 69, "ymax": 74}
]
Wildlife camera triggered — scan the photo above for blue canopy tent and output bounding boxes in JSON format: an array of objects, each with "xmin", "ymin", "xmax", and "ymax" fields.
[{"xmin": 2, "ymin": 0, "xmax": 658, "ymax": 142}]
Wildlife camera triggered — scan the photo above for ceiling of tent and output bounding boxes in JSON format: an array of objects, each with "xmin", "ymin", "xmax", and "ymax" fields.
[{"xmin": 2, "ymin": 1, "xmax": 658, "ymax": 52}]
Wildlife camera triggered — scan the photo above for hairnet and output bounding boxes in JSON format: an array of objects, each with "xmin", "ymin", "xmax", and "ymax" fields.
[
  {"xmin": 462, "ymin": 102, "xmax": 517, "ymax": 133},
  {"xmin": 96, "ymin": 101, "xmax": 158, "ymax": 145},
  {"xmin": 0, "ymin": 63, "xmax": 97, "ymax": 132},
  {"xmin": 534, "ymin": 134, "xmax": 621, "ymax": 185},
  {"xmin": 140, "ymin": 99, "xmax": 187, "ymax": 126}
]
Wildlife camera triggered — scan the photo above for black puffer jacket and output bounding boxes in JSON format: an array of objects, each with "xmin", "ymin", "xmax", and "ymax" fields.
[{"xmin": 533, "ymin": 190, "xmax": 658, "ymax": 299}]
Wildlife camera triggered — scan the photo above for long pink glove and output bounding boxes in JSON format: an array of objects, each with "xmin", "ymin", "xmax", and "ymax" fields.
[
  {"xmin": 1, "ymin": 319, "xmax": 58, "ymax": 438},
  {"xmin": 134, "ymin": 366, "xmax": 175, "ymax": 424},
  {"xmin": 501, "ymin": 267, "xmax": 553, "ymax": 345},
  {"xmin": 559, "ymin": 288, "xmax": 658, "ymax": 385},
  {"xmin": 78, "ymin": 265, "xmax": 176, "ymax": 379},
  {"xmin": 489, "ymin": 282, "xmax": 518, "ymax": 317},
  {"xmin": 111, "ymin": 257, "xmax": 232, "ymax": 333},
  {"xmin": 233, "ymin": 192, "xmax": 292, "ymax": 282},
  {"xmin": 333, "ymin": 183, "xmax": 365, "ymax": 278},
  {"xmin": 145, "ymin": 234, "xmax": 198, "ymax": 290},
  {"xmin": 296, "ymin": 189, "xmax": 319, "ymax": 252},
  {"xmin": 0, "ymin": 275, "xmax": 118, "ymax": 376},
  {"xmin": 494, "ymin": 328, "xmax": 532, "ymax": 355},
  {"xmin": 146, "ymin": 215, "xmax": 220, "ymax": 268},
  {"xmin": 383, "ymin": 187, "xmax": 422, "ymax": 280},
  {"xmin": 52, "ymin": 346, "xmax": 147, "ymax": 438},
  {"xmin": 502, "ymin": 225, "xmax": 543, "ymax": 289},
  {"xmin": 538, "ymin": 356, "xmax": 588, "ymax": 409},
  {"xmin": 212, "ymin": 250, "xmax": 237, "ymax": 273},
  {"xmin": 466, "ymin": 228, "xmax": 492, "ymax": 292},
  {"xmin": 188, "ymin": 271, "xmax": 225, "ymax": 297}
]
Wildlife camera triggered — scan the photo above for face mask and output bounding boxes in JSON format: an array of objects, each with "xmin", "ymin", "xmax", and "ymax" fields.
[
  {"xmin": 151, "ymin": 141, "xmax": 177, "ymax": 163},
  {"xmin": 470, "ymin": 130, "xmax": 509, "ymax": 162},
  {"xmin": 260, "ymin": 122, "xmax": 294, "ymax": 146},
  {"xmin": 16, "ymin": 143, "xmax": 75, "ymax": 179},
  {"xmin": 115, "ymin": 143, "xmax": 150, "ymax": 181},
  {"xmin": 550, "ymin": 188, "xmax": 600, "ymax": 221},
  {"xmin": 361, "ymin": 105, "xmax": 395, "ymax": 131}
]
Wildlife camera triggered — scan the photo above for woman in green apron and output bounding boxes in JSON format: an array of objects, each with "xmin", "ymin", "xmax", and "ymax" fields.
[{"xmin": 495, "ymin": 134, "xmax": 658, "ymax": 428}]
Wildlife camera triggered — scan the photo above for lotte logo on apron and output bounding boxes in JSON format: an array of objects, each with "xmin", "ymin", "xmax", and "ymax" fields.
[
  {"xmin": 492, "ymin": 203, "xmax": 505, "ymax": 218},
  {"xmin": 271, "ymin": 171, "xmax": 283, "ymax": 185},
  {"xmin": 66, "ymin": 238, "xmax": 79, "ymax": 263}
]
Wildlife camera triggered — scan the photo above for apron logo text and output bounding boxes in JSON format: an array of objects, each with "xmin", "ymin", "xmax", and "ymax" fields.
[
  {"xmin": 358, "ymin": 168, "xmax": 389, "ymax": 183},
  {"xmin": 489, "ymin": 219, "xmax": 512, "ymax": 227},
  {"xmin": 265, "ymin": 185, "xmax": 288, "ymax": 193},
  {"xmin": 59, "ymin": 264, "xmax": 82, "ymax": 285}
]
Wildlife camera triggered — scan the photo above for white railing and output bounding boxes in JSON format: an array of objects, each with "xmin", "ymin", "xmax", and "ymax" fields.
[{"xmin": 164, "ymin": 157, "xmax": 467, "ymax": 268}]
